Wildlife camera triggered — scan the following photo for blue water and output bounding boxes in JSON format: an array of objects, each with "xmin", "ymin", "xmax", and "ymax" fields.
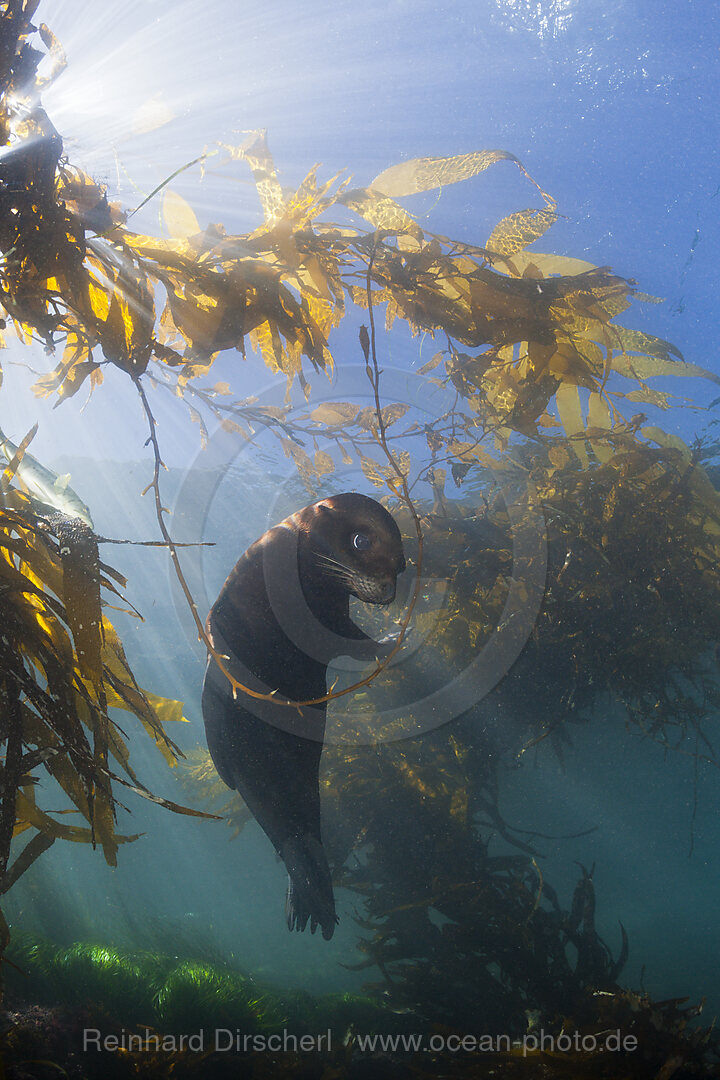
[{"xmin": 3, "ymin": 0, "xmax": 720, "ymax": 1038}]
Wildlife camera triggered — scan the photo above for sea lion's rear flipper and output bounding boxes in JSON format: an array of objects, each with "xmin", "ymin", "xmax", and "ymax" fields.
[{"xmin": 281, "ymin": 834, "xmax": 337, "ymax": 941}]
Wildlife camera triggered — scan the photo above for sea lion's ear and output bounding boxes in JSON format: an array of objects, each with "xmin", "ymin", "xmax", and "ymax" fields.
[{"xmin": 317, "ymin": 500, "xmax": 334, "ymax": 514}]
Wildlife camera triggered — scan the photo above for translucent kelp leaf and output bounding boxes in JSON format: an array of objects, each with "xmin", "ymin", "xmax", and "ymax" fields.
[
  {"xmin": 556, "ymin": 383, "xmax": 589, "ymax": 467},
  {"xmin": 162, "ymin": 190, "xmax": 201, "ymax": 239},
  {"xmin": 310, "ymin": 402, "xmax": 360, "ymax": 426},
  {"xmin": 419, "ymin": 351, "xmax": 445, "ymax": 375},
  {"xmin": 314, "ymin": 450, "xmax": 334, "ymax": 476},
  {"xmin": 641, "ymin": 427, "xmax": 692, "ymax": 459},
  {"xmin": 280, "ymin": 437, "xmax": 317, "ymax": 490},
  {"xmin": 118, "ymin": 232, "xmax": 195, "ymax": 268},
  {"xmin": 494, "ymin": 252, "xmax": 599, "ymax": 278},
  {"xmin": 623, "ymin": 386, "xmax": 674, "ymax": 409},
  {"xmin": 371, "ymin": 150, "xmax": 520, "ymax": 197},
  {"xmin": 36, "ymin": 23, "xmax": 67, "ymax": 88},
  {"xmin": 486, "ymin": 208, "xmax": 558, "ymax": 259},
  {"xmin": 360, "ymin": 456, "xmax": 385, "ymax": 488},
  {"xmin": 587, "ymin": 392, "xmax": 614, "ymax": 463},
  {"xmin": 613, "ymin": 326, "xmax": 684, "ymax": 361},
  {"xmin": 56, "ymin": 359, "xmax": 102, "ymax": 403},
  {"xmin": 131, "ymin": 93, "xmax": 175, "ymax": 136},
  {"xmin": 101, "ymin": 621, "xmax": 180, "ymax": 767},
  {"xmin": 237, "ymin": 129, "xmax": 286, "ymax": 225},
  {"xmin": 381, "ymin": 403, "xmax": 409, "ymax": 427},
  {"xmin": 548, "ymin": 444, "xmax": 571, "ymax": 469},
  {"xmin": 87, "ymin": 277, "xmax": 110, "ymax": 321},
  {"xmin": 613, "ymin": 350, "xmax": 720, "ymax": 386},
  {"xmin": 14, "ymin": 788, "xmax": 138, "ymax": 848},
  {"xmin": 55, "ymin": 516, "xmax": 103, "ymax": 684},
  {"xmin": 144, "ymin": 693, "xmax": 188, "ymax": 726},
  {"xmin": 0, "ymin": 423, "xmax": 39, "ymax": 492},
  {"xmin": 341, "ymin": 188, "xmax": 421, "ymax": 236}
]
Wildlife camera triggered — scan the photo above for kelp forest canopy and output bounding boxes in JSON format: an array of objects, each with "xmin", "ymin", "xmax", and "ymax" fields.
[{"xmin": 2, "ymin": 0, "xmax": 720, "ymax": 1054}]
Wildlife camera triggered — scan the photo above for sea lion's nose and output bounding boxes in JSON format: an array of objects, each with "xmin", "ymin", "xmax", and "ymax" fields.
[{"xmin": 380, "ymin": 580, "xmax": 396, "ymax": 602}]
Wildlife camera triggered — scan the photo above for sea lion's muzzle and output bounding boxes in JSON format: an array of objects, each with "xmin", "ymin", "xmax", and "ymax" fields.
[
  {"xmin": 378, "ymin": 579, "xmax": 397, "ymax": 604},
  {"xmin": 350, "ymin": 573, "xmax": 399, "ymax": 605}
]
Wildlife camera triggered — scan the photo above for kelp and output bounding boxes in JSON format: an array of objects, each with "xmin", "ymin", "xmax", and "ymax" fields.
[
  {"xmin": 2, "ymin": 4, "xmax": 713, "ymax": 439},
  {"xmin": 3, "ymin": 8, "xmax": 720, "ymax": 1070},
  {"xmin": 319, "ymin": 729, "xmax": 627, "ymax": 1029},
  {"xmin": 0, "ymin": 3, "xmax": 219, "ymax": 939},
  {"xmin": 0, "ymin": 475, "xmax": 207, "ymax": 893}
]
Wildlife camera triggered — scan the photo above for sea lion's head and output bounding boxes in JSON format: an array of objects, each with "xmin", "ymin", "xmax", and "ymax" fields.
[{"xmin": 302, "ymin": 492, "xmax": 406, "ymax": 605}]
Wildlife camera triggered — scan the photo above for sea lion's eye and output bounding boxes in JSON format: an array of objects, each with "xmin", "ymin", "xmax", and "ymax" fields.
[{"xmin": 352, "ymin": 532, "xmax": 371, "ymax": 551}]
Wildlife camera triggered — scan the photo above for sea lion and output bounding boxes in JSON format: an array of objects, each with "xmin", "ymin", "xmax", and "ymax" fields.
[{"xmin": 202, "ymin": 493, "xmax": 406, "ymax": 940}]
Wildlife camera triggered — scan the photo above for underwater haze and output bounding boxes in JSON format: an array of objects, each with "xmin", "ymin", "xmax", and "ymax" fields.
[{"xmin": 2, "ymin": 0, "xmax": 720, "ymax": 1075}]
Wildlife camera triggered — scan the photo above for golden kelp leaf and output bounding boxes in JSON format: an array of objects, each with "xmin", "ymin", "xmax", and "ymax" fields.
[
  {"xmin": 57, "ymin": 168, "xmax": 115, "ymax": 233},
  {"xmin": 548, "ymin": 445, "xmax": 571, "ymax": 469},
  {"xmin": 449, "ymin": 787, "xmax": 468, "ymax": 824},
  {"xmin": 394, "ymin": 450, "xmax": 411, "ymax": 476},
  {"xmin": 641, "ymin": 427, "xmax": 692, "ymax": 459},
  {"xmin": 587, "ymin": 391, "xmax": 611, "ymax": 431},
  {"xmin": 341, "ymin": 188, "xmax": 422, "ymax": 236},
  {"xmin": 314, "ymin": 450, "xmax": 335, "ymax": 476},
  {"xmin": 87, "ymin": 276, "xmax": 110, "ymax": 321},
  {"xmin": 371, "ymin": 150, "xmax": 520, "ymax": 198},
  {"xmin": 486, "ymin": 208, "xmax": 558, "ymax": 259},
  {"xmin": 96, "ymin": 262, "xmax": 154, "ymax": 375},
  {"xmin": 360, "ymin": 456, "xmax": 385, "ymax": 488},
  {"xmin": 280, "ymin": 437, "xmax": 317, "ymax": 490},
  {"xmin": 57, "ymin": 359, "xmax": 102, "ymax": 403},
  {"xmin": 623, "ymin": 386, "xmax": 674, "ymax": 409},
  {"xmin": 91, "ymin": 778, "xmax": 118, "ymax": 866},
  {"xmin": 354, "ymin": 406, "xmax": 381, "ymax": 431},
  {"xmin": 144, "ymin": 692, "xmax": 188, "ymax": 725},
  {"xmin": 131, "ymin": 93, "xmax": 175, "ymax": 135},
  {"xmin": 162, "ymin": 190, "xmax": 201, "ymax": 239},
  {"xmin": 310, "ymin": 402, "xmax": 360, "ymax": 426},
  {"xmin": 262, "ymin": 219, "xmax": 300, "ymax": 268},
  {"xmin": 302, "ymin": 253, "xmax": 334, "ymax": 302},
  {"xmin": 188, "ymin": 404, "xmax": 209, "ymax": 449},
  {"xmin": 613, "ymin": 351, "xmax": 720, "ymax": 386},
  {"xmin": 101, "ymin": 621, "xmax": 180, "ymax": 766},
  {"xmin": 119, "ymin": 231, "xmax": 195, "ymax": 268},
  {"xmin": 15, "ymin": 788, "xmax": 138, "ymax": 849},
  {"xmin": 613, "ymin": 326, "xmax": 683, "ymax": 361},
  {"xmin": 418, "ymin": 351, "xmax": 445, "ymax": 375},
  {"xmin": 634, "ymin": 291, "xmax": 665, "ymax": 304},
  {"xmin": 56, "ymin": 518, "xmax": 102, "ymax": 684},
  {"xmin": 587, "ymin": 392, "xmax": 614, "ymax": 463},
  {"xmin": 381, "ymin": 403, "xmax": 409, "ymax": 427},
  {"xmin": 19, "ymin": 709, "xmax": 92, "ymax": 816},
  {"xmin": 37, "ymin": 22, "xmax": 67, "ymax": 86},
  {"xmin": 556, "ymin": 383, "xmax": 589, "ymax": 467},
  {"xmin": 448, "ymin": 439, "xmax": 500, "ymax": 469},
  {"xmin": 280, "ymin": 165, "xmax": 349, "ymax": 231},
  {"xmin": 238, "ymin": 129, "xmax": 286, "ymax": 225},
  {"xmin": 0, "ymin": 422, "xmax": 38, "ymax": 492},
  {"xmin": 494, "ymin": 252, "xmax": 599, "ymax": 278}
]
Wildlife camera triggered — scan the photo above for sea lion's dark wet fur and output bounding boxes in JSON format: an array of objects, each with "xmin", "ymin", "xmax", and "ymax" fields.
[{"xmin": 202, "ymin": 493, "xmax": 405, "ymax": 940}]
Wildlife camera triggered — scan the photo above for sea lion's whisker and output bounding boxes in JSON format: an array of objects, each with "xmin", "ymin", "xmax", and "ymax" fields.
[
  {"xmin": 315, "ymin": 552, "xmax": 353, "ymax": 574},
  {"xmin": 315, "ymin": 556, "xmax": 358, "ymax": 586}
]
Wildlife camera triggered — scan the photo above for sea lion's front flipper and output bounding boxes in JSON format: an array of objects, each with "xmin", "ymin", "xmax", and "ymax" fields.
[{"xmin": 281, "ymin": 833, "xmax": 337, "ymax": 941}]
